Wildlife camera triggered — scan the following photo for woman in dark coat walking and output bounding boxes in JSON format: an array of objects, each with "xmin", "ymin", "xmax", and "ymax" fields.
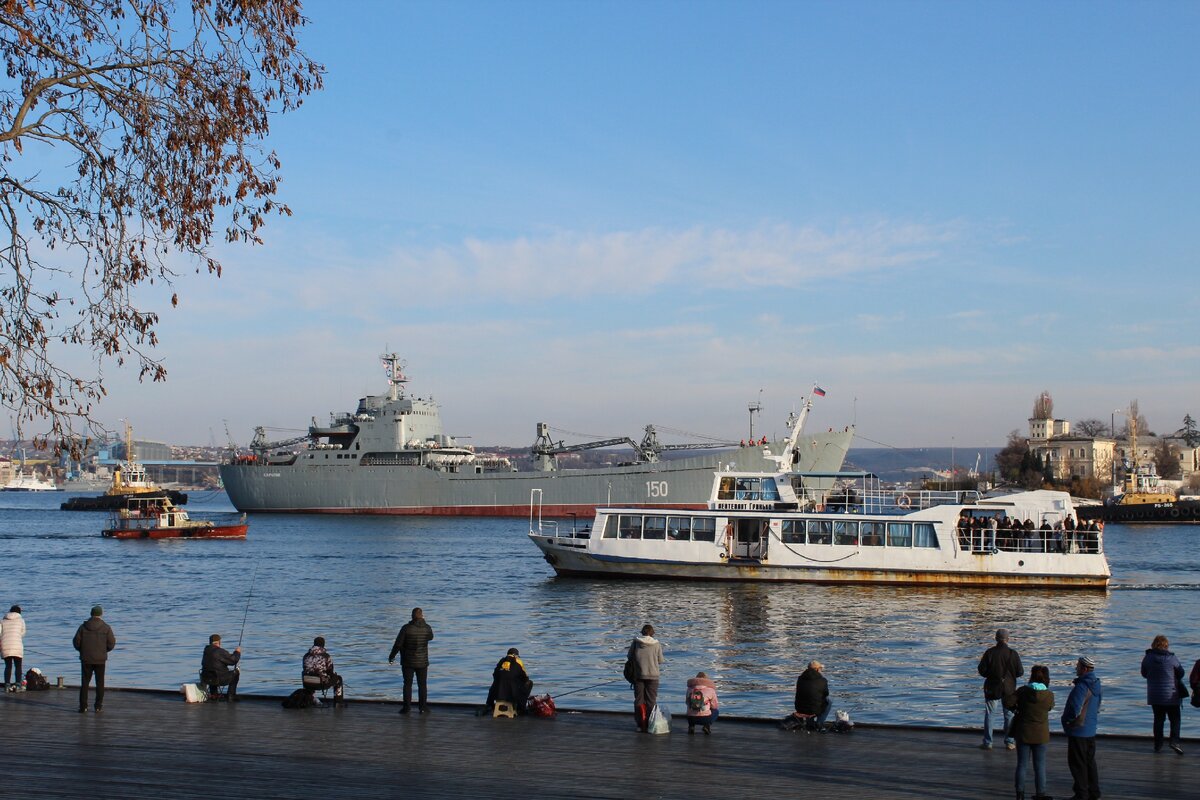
[{"xmin": 1140, "ymin": 634, "xmax": 1185, "ymax": 754}]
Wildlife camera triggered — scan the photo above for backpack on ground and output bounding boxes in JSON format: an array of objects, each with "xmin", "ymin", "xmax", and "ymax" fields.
[
  {"xmin": 24, "ymin": 668, "xmax": 49, "ymax": 691},
  {"xmin": 281, "ymin": 688, "xmax": 315, "ymax": 709},
  {"xmin": 687, "ymin": 687, "xmax": 706, "ymax": 712},
  {"xmin": 527, "ymin": 694, "xmax": 556, "ymax": 718}
]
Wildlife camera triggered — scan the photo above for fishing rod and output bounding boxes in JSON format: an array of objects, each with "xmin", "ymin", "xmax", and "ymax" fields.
[
  {"xmin": 551, "ymin": 677, "xmax": 624, "ymax": 699},
  {"xmin": 236, "ymin": 562, "xmax": 259, "ymax": 650}
]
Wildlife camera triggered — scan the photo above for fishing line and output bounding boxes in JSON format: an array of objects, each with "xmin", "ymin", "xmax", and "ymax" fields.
[
  {"xmin": 550, "ymin": 677, "xmax": 624, "ymax": 699},
  {"xmin": 236, "ymin": 562, "xmax": 259, "ymax": 649}
]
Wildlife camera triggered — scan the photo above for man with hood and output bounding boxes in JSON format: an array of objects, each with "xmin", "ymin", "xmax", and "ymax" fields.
[
  {"xmin": 1062, "ymin": 655, "xmax": 1102, "ymax": 800},
  {"xmin": 627, "ymin": 624, "xmax": 665, "ymax": 732},
  {"xmin": 72, "ymin": 605, "xmax": 116, "ymax": 713},
  {"xmin": 302, "ymin": 636, "xmax": 343, "ymax": 702},
  {"xmin": 978, "ymin": 627, "xmax": 1023, "ymax": 749}
]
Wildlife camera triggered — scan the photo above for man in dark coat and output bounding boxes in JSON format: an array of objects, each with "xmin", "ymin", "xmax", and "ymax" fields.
[
  {"xmin": 793, "ymin": 660, "xmax": 832, "ymax": 726},
  {"xmin": 389, "ymin": 607, "xmax": 434, "ymax": 713},
  {"xmin": 72, "ymin": 605, "xmax": 116, "ymax": 713},
  {"xmin": 978, "ymin": 627, "xmax": 1023, "ymax": 749},
  {"xmin": 200, "ymin": 633, "xmax": 242, "ymax": 700},
  {"xmin": 485, "ymin": 647, "xmax": 532, "ymax": 715}
]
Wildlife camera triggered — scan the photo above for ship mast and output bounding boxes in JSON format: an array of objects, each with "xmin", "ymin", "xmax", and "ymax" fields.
[{"xmin": 381, "ymin": 352, "xmax": 408, "ymax": 402}]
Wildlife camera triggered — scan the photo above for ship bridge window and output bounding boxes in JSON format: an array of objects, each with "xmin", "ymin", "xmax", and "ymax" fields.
[
  {"xmin": 643, "ymin": 516, "xmax": 667, "ymax": 540},
  {"xmin": 861, "ymin": 521, "xmax": 885, "ymax": 546},
  {"xmin": 887, "ymin": 522, "xmax": 913, "ymax": 548},
  {"xmin": 667, "ymin": 517, "xmax": 691, "ymax": 540},
  {"xmin": 807, "ymin": 520, "xmax": 833, "ymax": 545},
  {"xmin": 692, "ymin": 518, "xmax": 717, "ymax": 542},
  {"xmin": 782, "ymin": 520, "xmax": 805, "ymax": 544},
  {"xmin": 834, "ymin": 521, "xmax": 859, "ymax": 546},
  {"xmin": 618, "ymin": 515, "xmax": 642, "ymax": 539},
  {"xmin": 914, "ymin": 522, "xmax": 939, "ymax": 548},
  {"xmin": 602, "ymin": 516, "xmax": 618, "ymax": 539},
  {"xmin": 718, "ymin": 476, "xmax": 781, "ymax": 502}
]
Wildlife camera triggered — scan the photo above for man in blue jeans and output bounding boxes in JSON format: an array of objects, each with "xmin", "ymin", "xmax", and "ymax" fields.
[{"xmin": 978, "ymin": 628, "xmax": 1023, "ymax": 750}]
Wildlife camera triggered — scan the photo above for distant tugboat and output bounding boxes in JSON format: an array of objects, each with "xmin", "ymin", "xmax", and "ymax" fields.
[
  {"xmin": 102, "ymin": 495, "xmax": 247, "ymax": 540},
  {"xmin": 62, "ymin": 423, "xmax": 187, "ymax": 511},
  {"xmin": 1077, "ymin": 416, "xmax": 1200, "ymax": 524}
]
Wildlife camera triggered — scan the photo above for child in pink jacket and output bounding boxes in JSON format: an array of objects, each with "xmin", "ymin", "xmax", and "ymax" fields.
[{"xmin": 685, "ymin": 671, "xmax": 720, "ymax": 734}]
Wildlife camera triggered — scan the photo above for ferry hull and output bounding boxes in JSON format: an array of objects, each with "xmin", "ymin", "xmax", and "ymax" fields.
[
  {"xmin": 219, "ymin": 433, "xmax": 854, "ymax": 517},
  {"xmin": 534, "ymin": 541, "xmax": 1109, "ymax": 589}
]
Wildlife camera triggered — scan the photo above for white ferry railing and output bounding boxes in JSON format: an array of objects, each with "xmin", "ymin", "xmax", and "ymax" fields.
[
  {"xmin": 795, "ymin": 489, "xmax": 982, "ymax": 515},
  {"xmin": 528, "ymin": 489, "xmax": 560, "ymax": 538},
  {"xmin": 954, "ymin": 526, "xmax": 1103, "ymax": 555}
]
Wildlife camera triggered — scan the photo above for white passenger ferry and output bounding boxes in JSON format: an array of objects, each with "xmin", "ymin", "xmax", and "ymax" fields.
[{"xmin": 529, "ymin": 469, "xmax": 1111, "ymax": 589}]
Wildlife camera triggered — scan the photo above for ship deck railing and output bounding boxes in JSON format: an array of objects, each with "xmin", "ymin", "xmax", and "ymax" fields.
[
  {"xmin": 797, "ymin": 488, "xmax": 981, "ymax": 515},
  {"xmin": 955, "ymin": 527, "xmax": 1103, "ymax": 555}
]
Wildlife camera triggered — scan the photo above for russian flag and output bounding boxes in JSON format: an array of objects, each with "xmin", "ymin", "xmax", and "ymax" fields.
[{"xmin": 813, "ymin": 386, "xmax": 827, "ymax": 397}]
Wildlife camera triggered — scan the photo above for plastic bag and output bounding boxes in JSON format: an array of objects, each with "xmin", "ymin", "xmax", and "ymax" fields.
[
  {"xmin": 181, "ymin": 683, "xmax": 208, "ymax": 703},
  {"xmin": 527, "ymin": 694, "xmax": 556, "ymax": 718},
  {"xmin": 648, "ymin": 704, "xmax": 671, "ymax": 734}
]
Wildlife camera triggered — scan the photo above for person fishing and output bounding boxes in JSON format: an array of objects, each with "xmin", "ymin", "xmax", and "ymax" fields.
[
  {"xmin": 484, "ymin": 647, "xmax": 532, "ymax": 715},
  {"xmin": 200, "ymin": 634, "xmax": 241, "ymax": 701}
]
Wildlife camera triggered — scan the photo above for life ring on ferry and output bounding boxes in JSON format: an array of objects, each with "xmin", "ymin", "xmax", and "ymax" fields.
[{"xmin": 896, "ymin": 494, "xmax": 913, "ymax": 509}]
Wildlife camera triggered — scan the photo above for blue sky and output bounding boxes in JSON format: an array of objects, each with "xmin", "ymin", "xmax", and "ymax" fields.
[{"xmin": 94, "ymin": 0, "xmax": 1199, "ymax": 449}]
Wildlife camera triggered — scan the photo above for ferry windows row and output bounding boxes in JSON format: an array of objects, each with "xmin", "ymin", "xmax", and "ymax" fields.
[
  {"xmin": 607, "ymin": 515, "xmax": 937, "ymax": 548},
  {"xmin": 607, "ymin": 515, "xmax": 717, "ymax": 542},
  {"xmin": 781, "ymin": 520, "xmax": 938, "ymax": 548},
  {"xmin": 716, "ymin": 476, "xmax": 782, "ymax": 502}
]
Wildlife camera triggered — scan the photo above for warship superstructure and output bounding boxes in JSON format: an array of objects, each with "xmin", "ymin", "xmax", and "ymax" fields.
[{"xmin": 219, "ymin": 354, "xmax": 854, "ymax": 516}]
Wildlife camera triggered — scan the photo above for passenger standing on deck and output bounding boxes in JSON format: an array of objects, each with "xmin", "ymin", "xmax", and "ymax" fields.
[
  {"xmin": 201, "ymin": 634, "xmax": 242, "ymax": 700},
  {"xmin": 1, "ymin": 605, "xmax": 26, "ymax": 692},
  {"xmin": 1062, "ymin": 655, "xmax": 1102, "ymax": 800},
  {"xmin": 978, "ymin": 628, "xmax": 1023, "ymax": 750},
  {"xmin": 1009, "ymin": 664, "xmax": 1054, "ymax": 800},
  {"xmin": 627, "ymin": 624, "xmax": 664, "ymax": 732},
  {"xmin": 794, "ymin": 660, "xmax": 832, "ymax": 727},
  {"xmin": 389, "ymin": 607, "xmax": 434, "ymax": 713},
  {"xmin": 72, "ymin": 605, "xmax": 115, "ymax": 713},
  {"xmin": 1140, "ymin": 634, "xmax": 1185, "ymax": 754}
]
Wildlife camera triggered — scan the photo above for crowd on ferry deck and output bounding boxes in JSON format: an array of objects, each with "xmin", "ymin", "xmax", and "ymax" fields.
[{"xmin": 955, "ymin": 512, "xmax": 1103, "ymax": 554}]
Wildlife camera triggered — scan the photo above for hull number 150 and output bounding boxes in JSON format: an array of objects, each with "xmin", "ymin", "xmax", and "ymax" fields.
[{"xmin": 646, "ymin": 481, "xmax": 668, "ymax": 497}]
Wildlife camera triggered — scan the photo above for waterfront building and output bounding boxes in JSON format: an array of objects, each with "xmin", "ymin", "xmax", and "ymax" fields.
[{"xmin": 1027, "ymin": 417, "xmax": 1115, "ymax": 482}]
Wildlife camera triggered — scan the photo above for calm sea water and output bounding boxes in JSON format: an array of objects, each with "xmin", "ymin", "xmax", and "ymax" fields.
[{"xmin": 2, "ymin": 491, "xmax": 1197, "ymax": 734}]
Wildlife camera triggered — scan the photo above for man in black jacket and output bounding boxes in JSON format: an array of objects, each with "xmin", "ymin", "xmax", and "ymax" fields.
[
  {"xmin": 72, "ymin": 605, "xmax": 116, "ymax": 713},
  {"xmin": 794, "ymin": 660, "xmax": 831, "ymax": 727},
  {"xmin": 200, "ymin": 634, "xmax": 242, "ymax": 700},
  {"xmin": 485, "ymin": 647, "xmax": 532, "ymax": 715},
  {"xmin": 389, "ymin": 607, "xmax": 434, "ymax": 713},
  {"xmin": 978, "ymin": 627, "xmax": 1023, "ymax": 749}
]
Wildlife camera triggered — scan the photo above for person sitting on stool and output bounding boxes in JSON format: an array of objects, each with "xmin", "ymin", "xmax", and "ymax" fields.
[
  {"xmin": 485, "ymin": 647, "xmax": 532, "ymax": 715},
  {"xmin": 200, "ymin": 634, "xmax": 241, "ymax": 701},
  {"xmin": 793, "ymin": 660, "xmax": 832, "ymax": 729},
  {"xmin": 303, "ymin": 636, "xmax": 344, "ymax": 702}
]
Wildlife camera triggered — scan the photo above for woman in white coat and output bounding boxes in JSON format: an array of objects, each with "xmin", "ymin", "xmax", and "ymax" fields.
[{"xmin": 1, "ymin": 605, "xmax": 26, "ymax": 691}]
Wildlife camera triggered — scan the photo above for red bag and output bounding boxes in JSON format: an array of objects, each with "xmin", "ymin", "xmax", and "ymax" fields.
[{"xmin": 527, "ymin": 694, "xmax": 556, "ymax": 718}]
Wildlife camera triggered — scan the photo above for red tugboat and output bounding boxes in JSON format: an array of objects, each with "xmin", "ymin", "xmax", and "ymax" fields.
[{"xmin": 102, "ymin": 496, "xmax": 247, "ymax": 540}]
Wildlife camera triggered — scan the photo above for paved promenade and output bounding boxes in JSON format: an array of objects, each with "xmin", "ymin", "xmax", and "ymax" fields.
[{"xmin": 4, "ymin": 688, "xmax": 1195, "ymax": 799}]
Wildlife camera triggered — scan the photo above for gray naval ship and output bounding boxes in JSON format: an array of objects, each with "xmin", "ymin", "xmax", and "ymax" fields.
[{"xmin": 219, "ymin": 353, "xmax": 854, "ymax": 516}]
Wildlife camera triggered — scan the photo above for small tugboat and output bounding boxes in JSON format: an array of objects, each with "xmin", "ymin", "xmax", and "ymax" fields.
[
  {"xmin": 1076, "ymin": 464, "xmax": 1200, "ymax": 524},
  {"xmin": 1076, "ymin": 414, "xmax": 1200, "ymax": 524},
  {"xmin": 102, "ymin": 495, "xmax": 247, "ymax": 540},
  {"xmin": 62, "ymin": 424, "xmax": 187, "ymax": 510}
]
